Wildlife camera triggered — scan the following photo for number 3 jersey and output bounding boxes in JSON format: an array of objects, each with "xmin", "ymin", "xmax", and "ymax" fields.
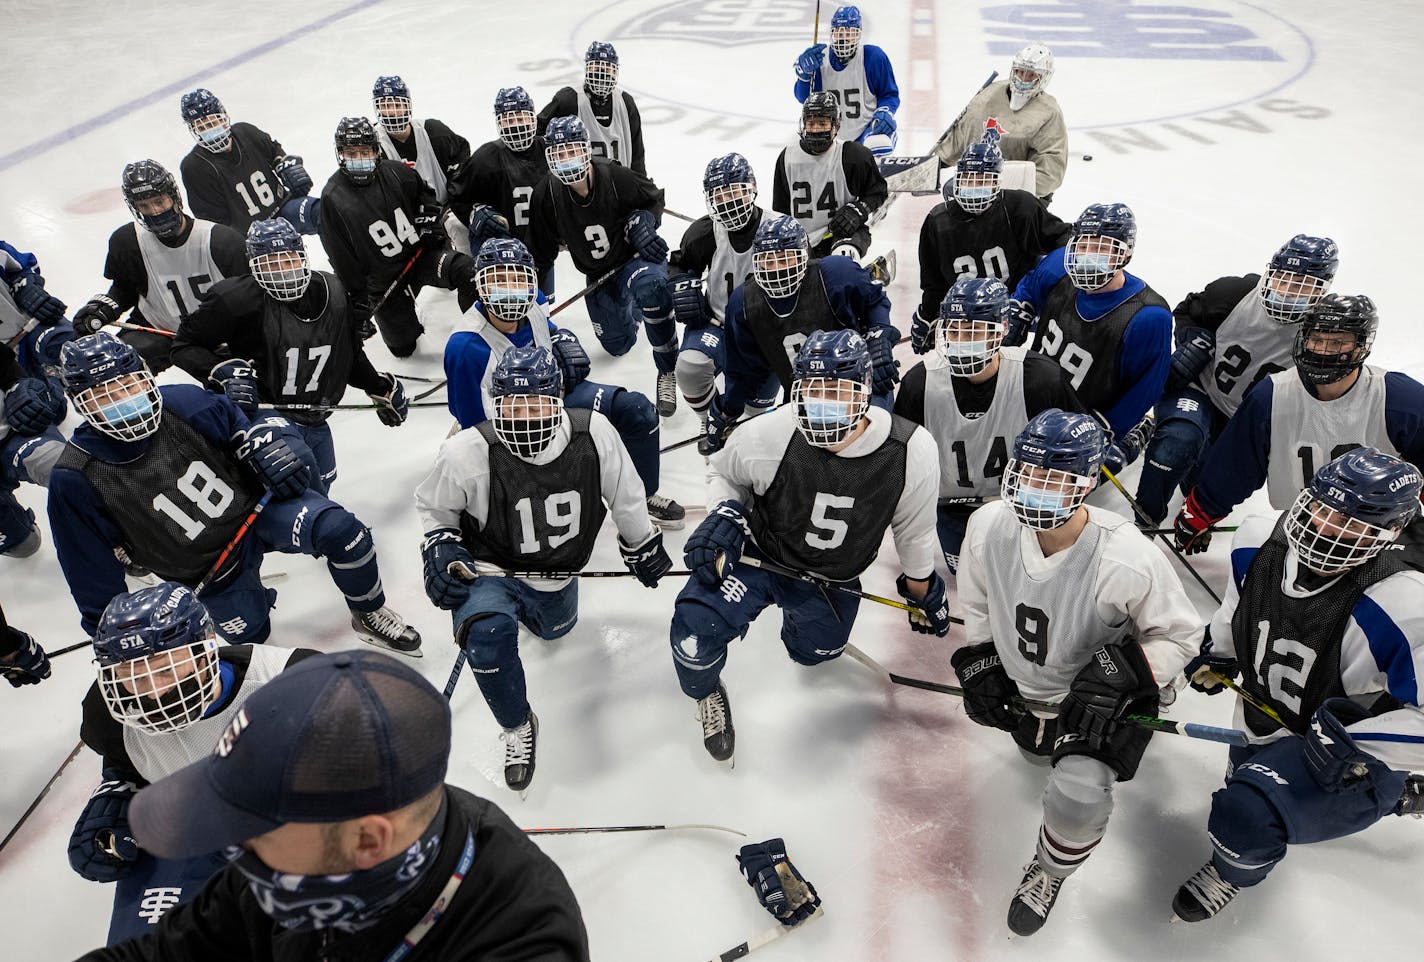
[
  {"xmin": 100, "ymin": 218, "xmax": 249, "ymax": 333},
  {"xmin": 414, "ymin": 407, "xmax": 655, "ymax": 589},
  {"xmin": 1208, "ymin": 514, "xmax": 1424, "ymax": 772},
  {"xmin": 958, "ymin": 500, "xmax": 1199, "ymax": 703},
  {"xmin": 707, "ymin": 405, "xmax": 941, "ymax": 582},
  {"xmin": 527, "ymin": 157, "xmax": 665, "ymax": 281}
]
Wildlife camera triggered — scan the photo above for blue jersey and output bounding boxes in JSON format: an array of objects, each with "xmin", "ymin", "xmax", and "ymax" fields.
[
  {"xmin": 0, "ymin": 241, "xmax": 40, "ymax": 285},
  {"xmin": 444, "ymin": 293, "xmax": 557, "ymax": 428},
  {"xmin": 793, "ymin": 44, "xmax": 902, "ymax": 115}
]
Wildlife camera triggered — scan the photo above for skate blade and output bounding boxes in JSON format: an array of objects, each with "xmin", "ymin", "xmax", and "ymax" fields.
[{"xmin": 353, "ymin": 634, "xmax": 424, "ymax": 658}]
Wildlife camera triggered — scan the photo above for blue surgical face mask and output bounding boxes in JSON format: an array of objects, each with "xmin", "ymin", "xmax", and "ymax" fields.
[
  {"xmin": 1014, "ymin": 484, "xmax": 1072, "ymax": 514},
  {"xmin": 802, "ymin": 398, "xmax": 855, "ymax": 427},
  {"xmin": 956, "ymin": 185, "xmax": 994, "ymax": 201},
  {"xmin": 344, "ymin": 157, "xmax": 377, "ymax": 174},
  {"xmin": 1072, "ymin": 252, "xmax": 1114, "ymax": 273},
  {"xmin": 198, "ymin": 124, "xmax": 229, "ymax": 145},
  {"xmin": 485, "ymin": 285, "xmax": 531, "ymax": 304},
  {"xmin": 551, "ymin": 157, "xmax": 586, "ymax": 178},
  {"xmin": 99, "ymin": 393, "xmax": 154, "ymax": 425},
  {"xmin": 1264, "ymin": 289, "xmax": 1312, "ymax": 313},
  {"xmin": 941, "ymin": 338, "xmax": 992, "ymax": 359}
]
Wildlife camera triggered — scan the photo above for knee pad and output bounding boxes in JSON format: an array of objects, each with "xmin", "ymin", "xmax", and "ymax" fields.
[
  {"xmin": 310, "ymin": 507, "xmax": 374, "ymax": 566},
  {"xmin": 1043, "ymin": 754, "xmax": 1116, "ymax": 842},
  {"xmin": 1207, "ymin": 781, "xmax": 1285, "ymax": 886},
  {"xmin": 629, "ymin": 267, "xmax": 673, "ymax": 316},
  {"xmin": 670, "ymin": 602, "xmax": 738, "ymax": 671},
  {"xmin": 457, "ymin": 612, "xmax": 520, "ymax": 670},
  {"xmin": 609, "ymin": 388, "xmax": 658, "ymax": 435},
  {"xmin": 676, "ymin": 351, "xmax": 719, "ymax": 409},
  {"xmin": 1147, "ymin": 415, "xmax": 1208, "ymax": 469}
]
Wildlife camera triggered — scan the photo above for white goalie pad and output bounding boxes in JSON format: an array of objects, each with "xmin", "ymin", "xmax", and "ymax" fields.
[
  {"xmin": 999, "ymin": 160, "xmax": 1037, "ymax": 194},
  {"xmin": 876, "ymin": 154, "xmax": 940, "ymax": 194}
]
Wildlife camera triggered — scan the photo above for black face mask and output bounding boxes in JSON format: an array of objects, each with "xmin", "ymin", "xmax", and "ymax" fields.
[
  {"xmin": 799, "ymin": 129, "xmax": 835, "ymax": 155},
  {"xmin": 141, "ymin": 206, "xmax": 185, "ymax": 239}
]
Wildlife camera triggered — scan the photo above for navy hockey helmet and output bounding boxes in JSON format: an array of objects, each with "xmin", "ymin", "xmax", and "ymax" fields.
[
  {"xmin": 121, "ymin": 159, "xmax": 186, "ymax": 238},
  {"xmin": 335, "ymin": 116, "xmax": 380, "ymax": 185},
  {"xmin": 59, "ymin": 332, "xmax": 163, "ymax": 442},
  {"xmin": 1002, "ymin": 409, "xmax": 1106, "ymax": 530},
  {"xmin": 1066, "ymin": 202, "xmax": 1136, "ymax": 292},
  {"xmin": 1261, "ymin": 234, "xmax": 1340, "ymax": 323},
  {"xmin": 800, "ymin": 92, "xmax": 841, "ymax": 154},
  {"xmin": 372, "ymin": 75, "xmax": 413, "ymax": 134},
  {"xmin": 584, "ymin": 41, "xmax": 620, "ymax": 97},
  {"xmin": 544, "ymin": 115, "xmax": 592, "ymax": 185},
  {"xmin": 180, "ymin": 88, "xmax": 231, "ymax": 151},
  {"xmin": 1293, "ymin": 292, "xmax": 1377, "ymax": 384},
  {"xmin": 1285, "ymin": 447, "xmax": 1422, "ymax": 574},
  {"xmin": 951, "ymin": 133, "xmax": 1005, "ymax": 214},
  {"xmin": 494, "ymin": 86, "xmax": 537, "ymax": 152},
  {"xmin": 936, "ymin": 276, "xmax": 1010, "ymax": 376},
  {"xmin": 703, "ymin": 153, "xmax": 758, "ymax": 231},
  {"xmin": 829, "ymin": 6, "xmax": 863, "ymax": 61},
  {"xmin": 474, "ymin": 237, "xmax": 538, "ymax": 323},
  {"xmin": 792, "ymin": 329, "xmax": 872, "ymax": 447},
  {"xmin": 93, "ymin": 582, "xmax": 220, "ymax": 734},
  {"xmin": 491, "ymin": 345, "xmax": 564, "ymax": 459},
  {"xmin": 752, "ymin": 215, "xmax": 810, "ymax": 298},
  {"xmin": 246, "ymin": 219, "xmax": 310, "ymax": 302}
]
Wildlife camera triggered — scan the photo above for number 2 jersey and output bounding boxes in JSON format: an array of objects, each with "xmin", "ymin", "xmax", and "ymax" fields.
[
  {"xmin": 708, "ymin": 405, "xmax": 940, "ymax": 582},
  {"xmin": 414, "ymin": 407, "xmax": 655, "ymax": 590},
  {"xmin": 1171, "ymin": 273, "xmax": 1293, "ymax": 418},
  {"xmin": 958, "ymin": 500, "xmax": 1199, "ymax": 703},
  {"xmin": 99, "ymin": 218, "xmax": 248, "ymax": 333},
  {"xmin": 446, "ymin": 136, "xmax": 549, "ymax": 244}
]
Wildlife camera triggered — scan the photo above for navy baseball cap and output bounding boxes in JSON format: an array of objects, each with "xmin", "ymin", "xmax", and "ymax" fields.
[{"xmin": 130, "ymin": 650, "xmax": 452, "ymax": 859}]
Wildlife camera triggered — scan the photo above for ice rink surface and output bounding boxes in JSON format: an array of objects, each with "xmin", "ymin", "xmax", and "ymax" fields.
[{"xmin": 1, "ymin": 1, "xmax": 1420, "ymax": 958}]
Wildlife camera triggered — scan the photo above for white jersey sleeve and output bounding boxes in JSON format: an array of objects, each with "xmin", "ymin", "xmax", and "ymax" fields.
[
  {"xmin": 890, "ymin": 426, "xmax": 941, "ymax": 580},
  {"xmin": 1092, "ymin": 517, "xmax": 1202, "ymax": 683},
  {"xmin": 414, "ymin": 427, "xmax": 494, "ymax": 535},
  {"xmin": 958, "ymin": 503, "xmax": 999, "ymax": 650},
  {"xmin": 1205, "ymin": 513, "xmax": 1279, "ymax": 659},
  {"xmin": 706, "ymin": 406, "xmax": 799, "ymax": 508},
  {"xmin": 1339, "ymin": 569, "xmax": 1424, "ymax": 772}
]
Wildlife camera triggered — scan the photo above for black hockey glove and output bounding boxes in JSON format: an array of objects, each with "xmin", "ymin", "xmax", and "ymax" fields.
[
  {"xmin": 1, "ymin": 630, "xmax": 51, "ymax": 687},
  {"xmin": 368, "ymin": 373, "xmax": 408, "ymax": 427},
  {"xmin": 829, "ymin": 200, "xmax": 869, "ymax": 239},
  {"xmin": 1165, "ymin": 327, "xmax": 1215, "ymax": 394},
  {"xmin": 73, "ymin": 295, "xmax": 121, "ymax": 335},
  {"xmin": 467, "ymin": 205, "xmax": 511, "ymax": 252},
  {"xmin": 669, "ymin": 273, "xmax": 710, "ymax": 327},
  {"xmin": 736, "ymin": 838, "xmax": 821, "ymax": 926},
  {"xmin": 864, "ymin": 325, "xmax": 900, "ymax": 395},
  {"xmin": 1102, "ymin": 413, "xmax": 1155, "ymax": 476},
  {"xmin": 625, "ymin": 210, "xmax": 668, "ymax": 262},
  {"xmin": 702, "ymin": 394, "xmax": 737, "ymax": 455},
  {"xmin": 414, "ymin": 204, "xmax": 446, "ymax": 251},
  {"xmin": 272, "ymin": 155, "xmax": 313, "ymax": 196},
  {"xmin": 68, "ymin": 770, "xmax": 141, "ymax": 882},
  {"xmin": 1184, "ymin": 635, "xmax": 1238, "ymax": 695},
  {"xmin": 549, "ymin": 329, "xmax": 591, "ymax": 391},
  {"xmin": 1005, "ymin": 298, "xmax": 1037, "ymax": 347},
  {"xmin": 234, "ymin": 423, "xmax": 311, "ymax": 500},
  {"xmin": 3, "ymin": 376, "xmax": 66, "ymax": 436},
  {"xmin": 421, "ymin": 529, "xmax": 474, "ymax": 610},
  {"xmin": 620, "ymin": 530, "xmax": 674, "ymax": 588},
  {"xmin": 910, "ymin": 309, "xmax": 934, "ymax": 354},
  {"xmin": 209, "ymin": 359, "xmax": 261, "ymax": 415},
  {"xmin": 950, "ymin": 641, "xmax": 1024, "ymax": 732},
  {"xmin": 1058, "ymin": 641, "xmax": 1157, "ymax": 750}
]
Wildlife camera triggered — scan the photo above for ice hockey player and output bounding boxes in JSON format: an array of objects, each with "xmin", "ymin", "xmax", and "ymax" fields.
[
  {"xmin": 447, "ymin": 86, "xmax": 549, "ymax": 267},
  {"xmin": 1173, "ymin": 294, "xmax": 1424, "ymax": 554},
  {"xmin": 415, "ymin": 345, "xmax": 672, "ymax": 790},
  {"xmin": 895, "ymin": 277, "xmax": 1086, "ymax": 572},
  {"xmin": 0, "ymin": 600, "xmax": 49, "ymax": 687},
  {"xmin": 915, "ymin": 126, "xmax": 1070, "ymax": 335},
  {"xmin": 671, "ymin": 330, "xmax": 948, "ymax": 763},
  {"xmin": 69, "ymin": 583, "xmax": 319, "ymax": 943},
  {"xmin": 1, "ymin": 238, "xmax": 74, "ymax": 378},
  {"xmin": 177, "ymin": 88, "xmax": 320, "ymax": 235},
  {"xmin": 1010, "ymin": 203, "xmax": 1171, "ymax": 445},
  {"xmin": 773, "ymin": 92, "xmax": 888, "ymax": 258},
  {"xmin": 704, "ymin": 216, "xmax": 897, "ymax": 455},
  {"xmin": 527, "ymin": 116, "xmax": 678, "ymax": 413},
  {"xmin": 319, "ymin": 117, "xmax": 479, "ymax": 358},
  {"xmin": 0, "ymin": 341, "xmax": 67, "ymax": 558},
  {"xmin": 371, "ymin": 75, "xmax": 470, "ymax": 208},
  {"xmin": 1135, "ymin": 235, "xmax": 1339, "ymax": 526},
  {"xmin": 46, "ymin": 332, "xmax": 419, "ymax": 654},
  {"xmin": 792, "ymin": 4, "xmax": 901, "ymax": 155},
  {"xmin": 1172, "ymin": 448, "xmax": 1424, "ymax": 921},
  {"xmin": 171, "ymin": 219, "xmax": 408, "ymax": 489},
  {"xmin": 934, "ymin": 44, "xmax": 1067, "ymax": 203},
  {"xmin": 951, "ymin": 409, "xmax": 1198, "ymax": 934},
  {"xmin": 537, "ymin": 41, "xmax": 647, "ymax": 176},
  {"xmin": 72, "ymin": 161, "xmax": 249, "ymax": 372}
]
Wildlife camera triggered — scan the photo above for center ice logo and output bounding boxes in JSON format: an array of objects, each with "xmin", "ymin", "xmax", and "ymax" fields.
[{"xmin": 608, "ymin": 0, "xmax": 819, "ymax": 48}]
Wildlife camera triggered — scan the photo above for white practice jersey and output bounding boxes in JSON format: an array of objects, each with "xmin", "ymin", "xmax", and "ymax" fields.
[
  {"xmin": 923, "ymin": 346, "xmax": 1029, "ymax": 499},
  {"xmin": 450, "ymin": 302, "xmax": 555, "ymax": 415},
  {"xmin": 122, "ymin": 645, "xmax": 294, "ymax": 782},
  {"xmin": 708, "ymin": 405, "xmax": 941, "ymax": 579},
  {"xmin": 707, "ymin": 219, "xmax": 756, "ymax": 321},
  {"xmin": 376, "ymin": 119, "xmax": 449, "ymax": 203},
  {"xmin": 0, "ymin": 281, "xmax": 30, "ymax": 347},
  {"xmin": 817, "ymin": 55, "xmax": 878, "ymax": 142},
  {"xmin": 779, "ymin": 140, "xmax": 850, "ymax": 238},
  {"xmin": 1265, "ymin": 365, "xmax": 1396, "ymax": 509},
  {"xmin": 414, "ymin": 408, "xmax": 653, "ymax": 591},
  {"xmin": 959, "ymin": 501, "xmax": 1200, "ymax": 704},
  {"xmin": 1208, "ymin": 514, "xmax": 1424, "ymax": 772},
  {"xmin": 135, "ymin": 219, "xmax": 223, "ymax": 332},
  {"xmin": 1197, "ymin": 282, "xmax": 1295, "ymax": 417},
  {"xmin": 577, "ymin": 89, "xmax": 634, "ymax": 168}
]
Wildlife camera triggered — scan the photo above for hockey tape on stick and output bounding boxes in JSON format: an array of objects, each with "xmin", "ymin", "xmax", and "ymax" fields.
[
  {"xmin": 718, "ymin": 553, "xmax": 960, "ymax": 622},
  {"xmin": 369, "ymin": 248, "xmax": 423, "ymax": 318},
  {"xmin": 442, "ymin": 560, "xmax": 477, "ymax": 700},
  {"xmin": 931, "ymin": 71, "xmax": 1000, "ymax": 159},
  {"xmin": 113, "ymin": 320, "xmax": 175, "ymax": 338},
  {"xmin": 523, "ymin": 823, "xmax": 746, "ymax": 837},
  {"xmin": 713, "ymin": 906, "xmax": 823, "ymax": 961},
  {"xmin": 193, "ymin": 490, "xmax": 273, "ymax": 596},
  {"xmin": 448, "ymin": 559, "xmax": 690, "ymax": 581}
]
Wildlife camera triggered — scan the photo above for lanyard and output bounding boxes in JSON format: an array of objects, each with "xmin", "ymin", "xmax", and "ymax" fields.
[{"xmin": 382, "ymin": 829, "xmax": 476, "ymax": 962}]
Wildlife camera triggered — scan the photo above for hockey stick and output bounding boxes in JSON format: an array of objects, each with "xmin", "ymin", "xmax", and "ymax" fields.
[
  {"xmin": 388, "ymin": 373, "xmax": 446, "ymax": 383},
  {"xmin": 194, "ymin": 490, "xmax": 274, "ymax": 597},
  {"xmin": 447, "ymin": 559, "xmax": 690, "ymax": 582},
  {"xmin": 549, "ymin": 258, "xmax": 635, "ymax": 319},
  {"xmin": 442, "ymin": 560, "xmax": 477, "ymax": 700},
  {"xmin": 663, "ymin": 207, "xmax": 699, "ymax": 224},
  {"xmin": 1099, "ymin": 466, "xmax": 1222, "ymax": 605},
  {"xmin": 1139, "ymin": 525, "xmax": 1239, "ymax": 538},
  {"xmin": 1209, "ymin": 671, "xmax": 1289, "ymax": 729},
  {"xmin": 523, "ymin": 822, "xmax": 746, "ymax": 837},
  {"xmin": 660, "ymin": 403, "xmax": 783, "ymax": 454},
  {"xmin": 0, "ymin": 740, "xmax": 84, "ymax": 855},
  {"xmin": 716, "ymin": 554, "xmax": 961, "ymax": 623},
  {"xmin": 714, "ymin": 906, "xmax": 824, "ymax": 962},
  {"xmin": 370, "ymin": 248, "xmax": 423, "ymax": 318},
  {"xmin": 813, "ymin": 0, "xmax": 821, "ymax": 45},
  {"xmin": 112, "ymin": 320, "xmax": 176, "ymax": 339},
  {"xmin": 842, "ymin": 644, "xmax": 1250, "ymax": 746},
  {"xmin": 258, "ymin": 378, "xmax": 449, "ymax": 414},
  {"xmin": 932, "ymin": 71, "xmax": 1000, "ymax": 160}
]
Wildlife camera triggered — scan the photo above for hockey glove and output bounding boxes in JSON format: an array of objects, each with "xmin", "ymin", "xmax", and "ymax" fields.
[
  {"xmin": 1304, "ymin": 698, "xmax": 1409, "ymax": 803},
  {"xmin": 668, "ymin": 273, "xmax": 710, "ymax": 327},
  {"xmin": 829, "ymin": 200, "xmax": 869, "ymax": 239},
  {"xmin": 549, "ymin": 328, "xmax": 591, "ymax": 391},
  {"xmin": 421, "ymin": 529, "xmax": 474, "ymax": 610},
  {"xmin": 4, "ymin": 377, "xmax": 66, "ymax": 436},
  {"xmin": 1005, "ymin": 299, "xmax": 1037, "ymax": 348},
  {"xmin": 32, "ymin": 323, "xmax": 77, "ymax": 370},
  {"xmin": 1102, "ymin": 413, "xmax": 1155, "ymax": 476},
  {"xmin": 209, "ymin": 359, "xmax": 261, "ymax": 415},
  {"xmin": 68, "ymin": 770, "xmax": 142, "ymax": 882},
  {"xmin": 368, "ymin": 373, "xmax": 408, "ymax": 427},
  {"xmin": 864, "ymin": 325, "xmax": 900, "ymax": 395},
  {"xmin": 866, "ymin": 107, "xmax": 897, "ymax": 138},
  {"xmin": 467, "ymin": 205, "xmax": 511, "ymax": 251},
  {"xmin": 1, "ymin": 630, "xmax": 51, "ymax": 687},
  {"xmin": 910, "ymin": 309, "xmax": 934, "ymax": 355},
  {"xmin": 272, "ymin": 155, "xmax": 312, "ymax": 196},
  {"xmin": 950, "ymin": 641, "xmax": 1024, "ymax": 732},
  {"xmin": 684, "ymin": 499, "xmax": 750, "ymax": 586},
  {"xmin": 1184, "ymin": 635, "xmax": 1238, "ymax": 695},
  {"xmin": 737, "ymin": 838, "xmax": 821, "ymax": 926},
  {"xmin": 11, "ymin": 275, "xmax": 66, "ymax": 324},
  {"xmin": 234, "ymin": 423, "xmax": 310, "ymax": 500},
  {"xmin": 1172, "ymin": 490, "xmax": 1220, "ymax": 555},
  {"xmin": 702, "ymin": 394, "xmax": 737, "ymax": 455},
  {"xmin": 414, "ymin": 204, "xmax": 446, "ymax": 251},
  {"xmin": 794, "ymin": 44, "xmax": 827, "ymax": 83},
  {"xmin": 72, "ymin": 295, "xmax": 121, "ymax": 335},
  {"xmin": 620, "ymin": 529, "xmax": 673, "ymax": 588},
  {"xmin": 625, "ymin": 210, "xmax": 668, "ymax": 262},
  {"xmin": 1058, "ymin": 641, "xmax": 1157, "ymax": 750},
  {"xmin": 1165, "ymin": 327, "xmax": 1215, "ymax": 394},
  {"xmin": 1396, "ymin": 775, "xmax": 1424, "ymax": 816},
  {"xmin": 897, "ymin": 572, "xmax": 952, "ymax": 636}
]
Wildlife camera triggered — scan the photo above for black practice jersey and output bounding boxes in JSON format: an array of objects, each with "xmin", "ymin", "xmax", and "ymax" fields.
[
  {"xmin": 101, "ymin": 218, "xmax": 248, "ymax": 320},
  {"xmin": 740, "ymin": 261, "xmax": 841, "ymax": 393},
  {"xmin": 537, "ymin": 87, "xmax": 647, "ymax": 176},
  {"xmin": 528, "ymin": 157, "xmax": 664, "ymax": 279},
  {"xmin": 1172, "ymin": 274, "xmax": 1259, "ymax": 333},
  {"xmin": 446, "ymin": 137, "xmax": 549, "ymax": 241},
  {"xmin": 318, "ymin": 161, "xmax": 438, "ymax": 297},
  {"xmin": 382, "ymin": 118, "xmax": 470, "ymax": 176},
  {"xmin": 180, "ymin": 122, "xmax": 291, "ymax": 233},
  {"xmin": 894, "ymin": 349, "xmax": 1087, "ymax": 424},
  {"xmin": 917, "ymin": 190, "xmax": 1071, "ymax": 317}
]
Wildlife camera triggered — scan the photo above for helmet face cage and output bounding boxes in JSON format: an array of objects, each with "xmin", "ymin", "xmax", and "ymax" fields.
[
  {"xmin": 705, "ymin": 180, "xmax": 757, "ymax": 231},
  {"xmin": 1065, "ymin": 234, "xmax": 1130, "ymax": 291},
  {"xmin": 1001, "ymin": 460, "xmax": 1094, "ymax": 530},
  {"xmin": 476, "ymin": 261, "xmax": 538, "ymax": 322},
  {"xmin": 373, "ymin": 94, "xmax": 413, "ymax": 133},
  {"xmin": 493, "ymin": 394, "xmax": 563, "ymax": 460},
  {"xmin": 74, "ymin": 370, "xmax": 163, "ymax": 442},
  {"xmin": 496, "ymin": 107, "xmax": 537, "ymax": 152},
  {"xmin": 545, "ymin": 138, "xmax": 591, "ymax": 185},
  {"xmin": 953, "ymin": 168, "xmax": 1001, "ymax": 214},
  {"xmin": 753, "ymin": 247, "xmax": 808, "ymax": 298},
  {"xmin": 250, "ymin": 249, "xmax": 311, "ymax": 301},
  {"xmin": 792, "ymin": 376, "xmax": 869, "ymax": 447},
  {"xmin": 1283, "ymin": 487, "xmax": 1402, "ymax": 575},
  {"xmin": 98, "ymin": 636, "xmax": 220, "ymax": 735},
  {"xmin": 935, "ymin": 315, "xmax": 1007, "ymax": 376},
  {"xmin": 123, "ymin": 170, "xmax": 185, "ymax": 239},
  {"xmin": 188, "ymin": 111, "xmax": 232, "ymax": 151},
  {"xmin": 830, "ymin": 25, "xmax": 861, "ymax": 61},
  {"xmin": 1260, "ymin": 268, "xmax": 1330, "ymax": 323},
  {"xmin": 584, "ymin": 57, "xmax": 619, "ymax": 97},
  {"xmin": 1293, "ymin": 321, "xmax": 1374, "ymax": 384}
]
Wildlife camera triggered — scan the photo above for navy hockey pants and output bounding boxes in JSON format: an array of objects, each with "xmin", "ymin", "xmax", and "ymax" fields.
[
  {"xmin": 564, "ymin": 379, "xmax": 660, "ymax": 494},
  {"xmin": 107, "ymin": 851, "xmax": 226, "ymax": 945},
  {"xmin": 583, "ymin": 257, "xmax": 678, "ymax": 374},
  {"xmin": 1135, "ymin": 387, "xmax": 1227, "ymax": 525}
]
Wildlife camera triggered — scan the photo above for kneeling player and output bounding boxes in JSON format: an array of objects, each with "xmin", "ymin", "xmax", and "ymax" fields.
[
  {"xmin": 671, "ymin": 330, "xmax": 948, "ymax": 764},
  {"xmin": 415, "ymin": 346, "xmax": 671, "ymax": 791},
  {"xmin": 951, "ymin": 410, "xmax": 1197, "ymax": 935}
]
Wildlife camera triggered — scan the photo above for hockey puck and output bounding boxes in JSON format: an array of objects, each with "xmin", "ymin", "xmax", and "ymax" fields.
[{"xmin": 1082, "ymin": 154, "xmax": 1094, "ymax": 161}]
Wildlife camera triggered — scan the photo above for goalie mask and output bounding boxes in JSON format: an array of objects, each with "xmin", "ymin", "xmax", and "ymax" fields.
[
  {"xmin": 1284, "ymin": 447, "xmax": 1420, "ymax": 576},
  {"xmin": 1010, "ymin": 44, "xmax": 1054, "ymax": 110},
  {"xmin": 491, "ymin": 345, "xmax": 564, "ymax": 460},
  {"xmin": 1002, "ymin": 409, "xmax": 1105, "ymax": 530},
  {"xmin": 791, "ymin": 329, "xmax": 872, "ymax": 448},
  {"xmin": 60, "ymin": 332, "xmax": 163, "ymax": 442}
]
